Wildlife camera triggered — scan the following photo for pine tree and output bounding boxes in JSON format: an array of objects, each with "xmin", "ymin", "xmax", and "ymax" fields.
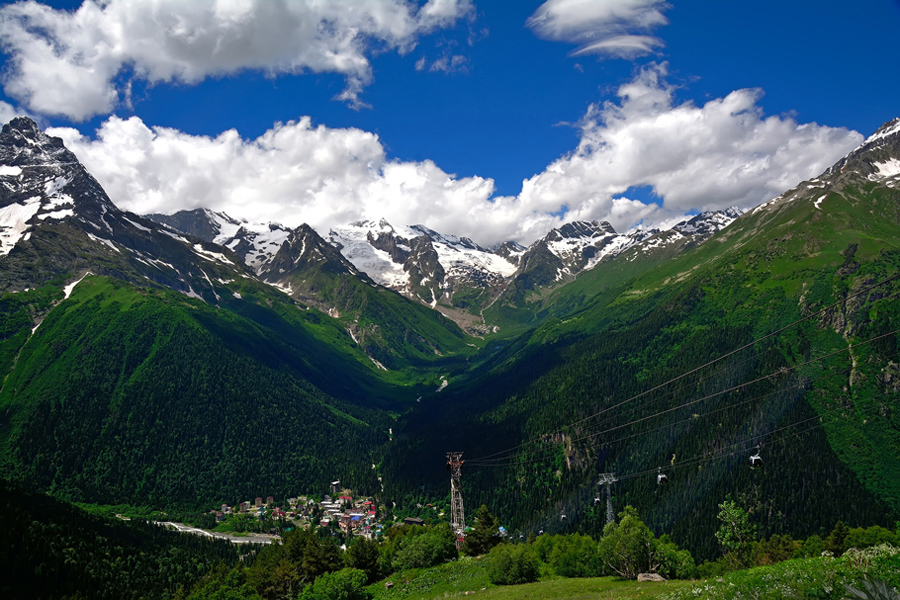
[
  {"xmin": 463, "ymin": 505, "xmax": 500, "ymax": 556},
  {"xmin": 826, "ymin": 521, "xmax": 849, "ymax": 556}
]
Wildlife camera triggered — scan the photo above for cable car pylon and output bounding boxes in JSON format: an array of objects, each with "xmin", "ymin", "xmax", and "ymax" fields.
[
  {"xmin": 446, "ymin": 451, "xmax": 466, "ymax": 548},
  {"xmin": 598, "ymin": 473, "xmax": 617, "ymax": 524}
]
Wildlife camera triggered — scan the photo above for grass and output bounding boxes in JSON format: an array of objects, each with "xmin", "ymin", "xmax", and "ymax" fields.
[
  {"xmin": 367, "ymin": 545, "xmax": 900, "ymax": 600},
  {"xmin": 368, "ymin": 558, "xmax": 694, "ymax": 600},
  {"xmin": 659, "ymin": 545, "xmax": 900, "ymax": 600}
]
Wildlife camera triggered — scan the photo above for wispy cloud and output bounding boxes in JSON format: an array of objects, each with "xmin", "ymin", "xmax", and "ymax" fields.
[
  {"xmin": 527, "ymin": 0, "xmax": 669, "ymax": 58},
  {"xmin": 0, "ymin": 0, "xmax": 474, "ymax": 120}
]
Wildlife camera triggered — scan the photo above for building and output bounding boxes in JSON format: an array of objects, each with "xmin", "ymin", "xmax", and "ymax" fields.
[
  {"xmin": 239, "ymin": 502, "xmax": 250, "ymax": 513},
  {"xmin": 255, "ymin": 497, "xmax": 263, "ymax": 507},
  {"xmin": 331, "ymin": 480, "xmax": 341, "ymax": 494},
  {"xmin": 266, "ymin": 496, "xmax": 274, "ymax": 505},
  {"xmin": 403, "ymin": 517, "xmax": 425, "ymax": 527}
]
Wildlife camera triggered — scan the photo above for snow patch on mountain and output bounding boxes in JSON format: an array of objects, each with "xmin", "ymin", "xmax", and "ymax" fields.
[
  {"xmin": 0, "ymin": 196, "xmax": 41, "ymax": 255},
  {"xmin": 63, "ymin": 271, "xmax": 92, "ymax": 299},
  {"xmin": 123, "ymin": 216, "xmax": 151, "ymax": 232},
  {"xmin": 86, "ymin": 232, "xmax": 120, "ymax": 252},
  {"xmin": 329, "ymin": 221, "xmax": 410, "ymax": 289},
  {"xmin": 38, "ymin": 208, "xmax": 74, "ymax": 220},
  {"xmin": 159, "ymin": 229, "xmax": 190, "ymax": 244},
  {"xmin": 871, "ymin": 158, "xmax": 900, "ymax": 180},
  {"xmin": 430, "ymin": 238, "xmax": 517, "ymax": 279},
  {"xmin": 192, "ymin": 244, "xmax": 234, "ymax": 266}
]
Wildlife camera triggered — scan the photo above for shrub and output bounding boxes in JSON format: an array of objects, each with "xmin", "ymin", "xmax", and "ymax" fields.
[
  {"xmin": 657, "ymin": 535, "xmax": 697, "ymax": 579},
  {"xmin": 845, "ymin": 526, "xmax": 899, "ymax": 551},
  {"xmin": 794, "ymin": 534, "xmax": 827, "ymax": 559},
  {"xmin": 391, "ymin": 525, "xmax": 458, "ymax": 571},
  {"xmin": 298, "ymin": 568, "xmax": 371, "ymax": 600},
  {"xmin": 485, "ymin": 544, "xmax": 540, "ymax": 585},
  {"xmin": 550, "ymin": 534, "xmax": 602, "ymax": 578}
]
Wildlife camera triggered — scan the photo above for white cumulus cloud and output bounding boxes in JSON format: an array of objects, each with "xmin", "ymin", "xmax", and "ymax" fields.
[
  {"xmin": 516, "ymin": 63, "xmax": 863, "ymax": 238},
  {"xmin": 47, "ymin": 64, "xmax": 862, "ymax": 247},
  {"xmin": 0, "ymin": 100, "xmax": 29, "ymax": 125},
  {"xmin": 48, "ymin": 115, "xmax": 503, "ymax": 240},
  {"xmin": 0, "ymin": 0, "xmax": 474, "ymax": 120},
  {"xmin": 527, "ymin": 0, "xmax": 669, "ymax": 58}
]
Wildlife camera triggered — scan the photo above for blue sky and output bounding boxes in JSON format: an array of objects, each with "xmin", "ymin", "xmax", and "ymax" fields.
[{"xmin": 0, "ymin": 0, "xmax": 897, "ymax": 244}]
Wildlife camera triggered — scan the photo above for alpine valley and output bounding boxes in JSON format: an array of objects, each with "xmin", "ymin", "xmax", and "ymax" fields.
[{"xmin": 2, "ymin": 113, "xmax": 900, "ymax": 582}]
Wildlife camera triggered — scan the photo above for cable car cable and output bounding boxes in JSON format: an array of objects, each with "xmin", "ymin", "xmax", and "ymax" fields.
[
  {"xmin": 466, "ymin": 274, "xmax": 900, "ymax": 463},
  {"xmin": 467, "ymin": 328, "xmax": 900, "ymax": 467}
]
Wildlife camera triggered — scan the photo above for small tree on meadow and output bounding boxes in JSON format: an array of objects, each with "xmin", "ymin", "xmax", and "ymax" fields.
[
  {"xmin": 598, "ymin": 506, "xmax": 660, "ymax": 579},
  {"xmin": 715, "ymin": 498, "xmax": 756, "ymax": 568}
]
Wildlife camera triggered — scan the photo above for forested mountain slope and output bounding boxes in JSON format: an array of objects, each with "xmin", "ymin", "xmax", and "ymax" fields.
[
  {"xmin": 0, "ymin": 118, "xmax": 473, "ymax": 508},
  {"xmin": 0, "ymin": 478, "xmax": 242, "ymax": 600},
  {"xmin": 384, "ymin": 119, "xmax": 900, "ymax": 560}
]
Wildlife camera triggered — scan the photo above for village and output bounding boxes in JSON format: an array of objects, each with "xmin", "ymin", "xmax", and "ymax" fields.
[{"xmin": 207, "ymin": 479, "xmax": 436, "ymax": 541}]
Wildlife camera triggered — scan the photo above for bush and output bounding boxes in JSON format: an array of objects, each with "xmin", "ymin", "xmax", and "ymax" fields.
[
  {"xmin": 485, "ymin": 544, "xmax": 540, "ymax": 585},
  {"xmin": 391, "ymin": 525, "xmax": 458, "ymax": 571},
  {"xmin": 695, "ymin": 557, "xmax": 733, "ymax": 579},
  {"xmin": 794, "ymin": 534, "xmax": 827, "ymax": 559},
  {"xmin": 548, "ymin": 534, "xmax": 601, "ymax": 578},
  {"xmin": 845, "ymin": 526, "xmax": 899, "ymax": 551},
  {"xmin": 657, "ymin": 535, "xmax": 697, "ymax": 580},
  {"xmin": 298, "ymin": 568, "xmax": 371, "ymax": 600},
  {"xmin": 596, "ymin": 507, "xmax": 695, "ymax": 580}
]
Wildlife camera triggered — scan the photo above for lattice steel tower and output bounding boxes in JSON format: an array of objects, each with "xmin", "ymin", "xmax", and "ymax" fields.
[
  {"xmin": 446, "ymin": 452, "xmax": 466, "ymax": 548},
  {"xmin": 598, "ymin": 473, "xmax": 617, "ymax": 524}
]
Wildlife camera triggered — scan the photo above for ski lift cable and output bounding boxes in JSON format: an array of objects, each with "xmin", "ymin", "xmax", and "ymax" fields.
[
  {"xmin": 467, "ymin": 356, "xmax": 899, "ymax": 471},
  {"xmin": 479, "ymin": 395, "xmax": 890, "ymax": 478},
  {"xmin": 500, "ymin": 409, "xmax": 876, "ymax": 529},
  {"xmin": 569, "ymin": 338, "xmax": 794, "ymax": 438},
  {"xmin": 467, "ymin": 328, "xmax": 900, "ymax": 466},
  {"xmin": 582, "ymin": 344, "xmax": 897, "ymax": 454},
  {"xmin": 466, "ymin": 380, "xmax": 806, "ymax": 467},
  {"xmin": 469, "ymin": 377, "xmax": 895, "ymax": 471},
  {"xmin": 468, "ymin": 394, "xmax": 881, "ymax": 471},
  {"xmin": 466, "ymin": 273, "xmax": 900, "ymax": 463},
  {"xmin": 617, "ymin": 415, "xmax": 844, "ymax": 482},
  {"xmin": 610, "ymin": 395, "xmax": 894, "ymax": 482}
]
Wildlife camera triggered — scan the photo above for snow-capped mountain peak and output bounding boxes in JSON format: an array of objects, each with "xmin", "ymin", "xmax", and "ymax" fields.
[
  {"xmin": 0, "ymin": 117, "xmax": 116, "ymax": 256},
  {"xmin": 672, "ymin": 207, "xmax": 744, "ymax": 236}
]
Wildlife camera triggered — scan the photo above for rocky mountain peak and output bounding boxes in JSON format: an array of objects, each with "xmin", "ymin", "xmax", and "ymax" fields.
[
  {"xmin": 0, "ymin": 117, "xmax": 121, "ymax": 256},
  {"xmin": 825, "ymin": 117, "xmax": 900, "ymax": 182},
  {"xmin": 548, "ymin": 220, "xmax": 617, "ymax": 242},
  {"xmin": 1, "ymin": 117, "xmax": 73, "ymax": 166},
  {"xmin": 672, "ymin": 207, "xmax": 744, "ymax": 236},
  {"xmin": 2, "ymin": 116, "xmax": 45, "ymax": 139}
]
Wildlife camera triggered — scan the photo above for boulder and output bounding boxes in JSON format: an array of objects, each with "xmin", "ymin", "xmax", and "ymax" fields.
[{"xmin": 637, "ymin": 573, "xmax": 667, "ymax": 582}]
